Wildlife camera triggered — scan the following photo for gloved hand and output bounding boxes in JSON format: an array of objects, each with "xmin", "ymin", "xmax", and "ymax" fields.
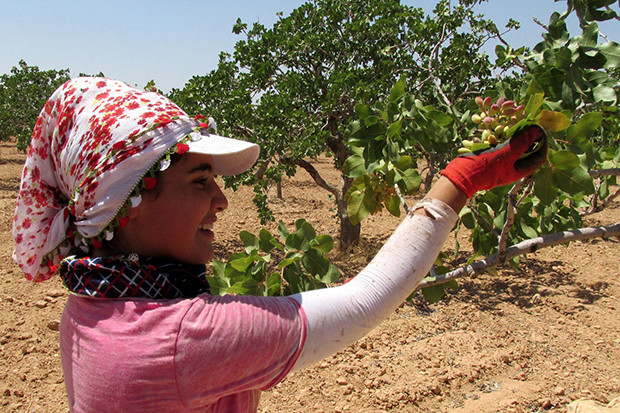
[{"xmin": 440, "ymin": 124, "xmax": 548, "ymax": 198}]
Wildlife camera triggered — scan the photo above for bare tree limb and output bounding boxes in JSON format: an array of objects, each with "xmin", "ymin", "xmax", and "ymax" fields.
[
  {"xmin": 589, "ymin": 168, "xmax": 620, "ymax": 178},
  {"xmin": 280, "ymin": 156, "xmax": 339, "ymax": 197},
  {"xmin": 533, "ymin": 17, "xmax": 549, "ymax": 31},
  {"xmin": 498, "ymin": 177, "xmax": 534, "ymax": 262},
  {"xmin": 467, "ymin": 202, "xmax": 499, "ymax": 238},
  {"xmin": 417, "ymin": 222, "xmax": 620, "ymax": 289},
  {"xmin": 394, "ymin": 184, "xmax": 409, "ymax": 214}
]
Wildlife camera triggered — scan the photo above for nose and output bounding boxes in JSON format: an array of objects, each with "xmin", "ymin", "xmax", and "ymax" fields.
[{"xmin": 211, "ymin": 180, "xmax": 228, "ymax": 212}]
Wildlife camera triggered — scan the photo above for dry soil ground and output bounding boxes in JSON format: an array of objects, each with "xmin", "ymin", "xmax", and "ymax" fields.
[{"xmin": 1, "ymin": 141, "xmax": 619, "ymax": 412}]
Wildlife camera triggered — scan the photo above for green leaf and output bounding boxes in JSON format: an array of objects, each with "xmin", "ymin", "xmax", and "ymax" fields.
[
  {"xmin": 343, "ymin": 152, "xmax": 367, "ymax": 178},
  {"xmin": 389, "ymin": 76, "xmax": 406, "ymax": 103},
  {"xmin": 226, "ymin": 279, "xmax": 258, "ymax": 295},
  {"xmin": 258, "ymin": 228, "xmax": 277, "ymax": 253},
  {"xmin": 519, "ymin": 219, "xmax": 539, "ymax": 239},
  {"xmin": 286, "ymin": 220, "xmax": 315, "ymax": 251},
  {"xmin": 593, "ymin": 84, "xmax": 617, "ymax": 104},
  {"xmin": 301, "ymin": 249, "xmax": 340, "ymax": 283},
  {"xmin": 346, "ymin": 189, "xmax": 370, "ymax": 226},
  {"xmin": 278, "ymin": 251, "xmax": 303, "ymax": 269},
  {"xmin": 385, "ymin": 193, "xmax": 401, "ymax": 217},
  {"xmin": 537, "ymin": 109, "xmax": 571, "ymax": 131},
  {"xmin": 534, "ymin": 166, "xmax": 557, "ymax": 205},
  {"xmin": 525, "ymin": 93, "xmax": 545, "ymax": 117},
  {"xmin": 206, "ymin": 273, "xmax": 231, "ymax": 296},
  {"xmin": 506, "ymin": 119, "xmax": 529, "ymax": 138},
  {"xmin": 427, "ymin": 110, "xmax": 453, "ymax": 127},
  {"xmin": 355, "ymin": 103, "xmax": 374, "ymax": 119},
  {"xmin": 567, "ymin": 112, "xmax": 603, "ymax": 141},
  {"xmin": 364, "ymin": 115, "xmax": 381, "ymax": 127},
  {"xmin": 386, "ymin": 118, "xmax": 403, "ymax": 139},
  {"xmin": 310, "ymin": 234, "xmax": 334, "ymax": 253},
  {"xmin": 554, "ymin": 46, "xmax": 573, "ymax": 70},
  {"xmin": 397, "ymin": 168, "xmax": 422, "ymax": 194},
  {"xmin": 552, "ymin": 166, "xmax": 596, "ymax": 195},
  {"xmin": 394, "ymin": 155, "xmax": 413, "ymax": 171},
  {"xmin": 459, "ymin": 207, "xmax": 476, "ymax": 229},
  {"xmin": 599, "ymin": 41, "xmax": 620, "ymax": 70},
  {"xmin": 277, "ymin": 220, "xmax": 290, "ymax": 239},
  {"xmin": 211, "ymin": 259, "xmax": 227, "ymax": 280},
  {"xmin": 265, "ymin": 273, "xmax": 281, "ymax": 296},
  {"xmin": 549, "ymin": 149, "xmax": 580, "ymax": 170},
  {"xmin": 421, "ymin": 283, "xmax": 445, "ymax": 304},
  {"xmin": 239, "ymin": 230, "xmax": 258, "ymax": 249},
  {"xmin": 229, "ymin": 253, "xmax": 256, "ymax": 272}
]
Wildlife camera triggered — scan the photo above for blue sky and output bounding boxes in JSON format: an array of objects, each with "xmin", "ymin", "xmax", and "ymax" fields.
[{"xmin": 1, "ymin": 1, "xmax": 618, "ymax": 92}]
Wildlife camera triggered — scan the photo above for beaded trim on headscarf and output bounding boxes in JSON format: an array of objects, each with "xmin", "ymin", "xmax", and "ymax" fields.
[{"xmin": 42, "ymin": 115, "xmax": 214, "ymax": 275}]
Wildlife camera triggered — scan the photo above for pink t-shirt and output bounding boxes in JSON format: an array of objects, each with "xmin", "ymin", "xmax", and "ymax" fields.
[{"xmin": 60, "ymin": 293, "xmax": 307, "ymax": 412}]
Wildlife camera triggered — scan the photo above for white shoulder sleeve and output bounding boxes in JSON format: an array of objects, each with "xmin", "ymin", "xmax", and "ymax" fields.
[{"xmin": 290, "ymin": 198, "xmax": 458, "ymax": 371}]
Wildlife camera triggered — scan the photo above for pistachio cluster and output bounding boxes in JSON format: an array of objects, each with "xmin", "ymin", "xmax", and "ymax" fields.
[{"xmin": 459, "ymin": 96, "xmax": 526, "ymax": 154}]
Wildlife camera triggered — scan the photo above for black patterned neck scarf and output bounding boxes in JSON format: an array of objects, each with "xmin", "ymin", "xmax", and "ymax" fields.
[{"xmin": 59, "ymin": 255, "xmax": 210, "ymax": 299}]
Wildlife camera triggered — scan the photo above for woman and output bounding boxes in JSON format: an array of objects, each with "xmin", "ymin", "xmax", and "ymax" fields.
[{"xmin": 13, "ymin": 77, "xmax": 546, "ymax": 412}]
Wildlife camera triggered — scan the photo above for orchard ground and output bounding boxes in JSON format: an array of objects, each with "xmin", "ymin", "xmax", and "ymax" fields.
[{"xmin": 1, "ymin": 140, "xmax": 619, "ymax": 413}]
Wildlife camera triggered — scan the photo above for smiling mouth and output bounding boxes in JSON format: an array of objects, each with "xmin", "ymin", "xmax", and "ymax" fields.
[{"xmin": 198, "ymin": 223, "xmax": 213, "ymax": 232}]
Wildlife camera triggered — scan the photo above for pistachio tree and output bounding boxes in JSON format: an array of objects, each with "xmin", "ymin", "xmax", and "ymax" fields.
[
  {"xmin": 343, "ymin": 0, "xmax": 619, "ymax": 301},
  {"xmin": 169, "ymin": 0, "xmax": 510, "ymax": 249},
  {"xmin": 0, "ymin": 60, "xmax": 69, "ymax": 151}
]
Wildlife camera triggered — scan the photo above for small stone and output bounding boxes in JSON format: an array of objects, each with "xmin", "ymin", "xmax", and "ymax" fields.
[
  {"xmin": 22, "ymin": 345, "xmax": 36, "ymax": 355},
  {"xmin": 554, "ymin": 386, "xmax": 565, "ymax": 396},
  {"xmin": 34, "ymin": 301, "xmax": 47, "ymax": 309},
  {"xmin": 335, "ymin": 377, "xmax": 348, "ymax": 385},
  {"xmin": 540, "ymin": 398, "xmax": 552, "ymax": 409},
  {"xmin": 47, "ymin": 320, "xmax": 61, "ymax": 331},
  {"xmin": 3, "ymin": 389, "xmax": 10, "ymax": 397},
  {"xmin": 13, "ymin": 390, "xmax": 24, "ymax": 398},
  {"xmin": 531, "ymin": 293, "xmax": 542, "ymax": 304}
]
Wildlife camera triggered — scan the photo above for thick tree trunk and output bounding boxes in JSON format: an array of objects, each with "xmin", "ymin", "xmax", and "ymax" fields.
[
  {"xmin": 336, "ymin": 176, "xmax": 361, "ymax": 250},
  {"xmin": 282, "ymin": 156, "xmax": 361, "ymax": 250}
]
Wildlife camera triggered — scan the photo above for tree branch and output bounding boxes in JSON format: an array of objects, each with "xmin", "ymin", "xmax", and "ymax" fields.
[
  {"xmin": 589, "ymin": 168, "xmax": 620, "ymax": 178},
  {"xmin": 417, "ymin": 222, "xmax": 620, "ymax": 289},
  {"xmin": 467, "ymin": 201, "xmax": 499, "ymax": 238},
  {"xmin": 498, "ymin": 177, "xmax": 534, "ymax": 262},
  {"xmin": 533, "ymin": 17, "xmax": 549, "ymax": 31},
  {"xmin": 280, "ymin": 156, "xmax": 339, "ymax": 197}
]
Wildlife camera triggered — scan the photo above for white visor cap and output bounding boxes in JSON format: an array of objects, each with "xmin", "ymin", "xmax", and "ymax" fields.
[{"xmin": 186, "ymin": 131, "xmax": 260, "ymax": 176}]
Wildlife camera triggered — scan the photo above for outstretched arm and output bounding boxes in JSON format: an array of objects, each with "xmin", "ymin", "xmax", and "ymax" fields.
[{"xmin": 290, "ymin": 125, "xmax": 547, "ymax": 371}]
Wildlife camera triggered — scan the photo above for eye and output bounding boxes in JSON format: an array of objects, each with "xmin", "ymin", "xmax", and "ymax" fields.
[{"xmin": 193, "ymin": 176, "xmax": 210, "ymax": 186}]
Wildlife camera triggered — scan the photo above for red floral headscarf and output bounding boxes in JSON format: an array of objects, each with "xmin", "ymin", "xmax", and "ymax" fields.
[{"xmin": 12, "ymin": 77, "xmax": 258, "ymax": 282}]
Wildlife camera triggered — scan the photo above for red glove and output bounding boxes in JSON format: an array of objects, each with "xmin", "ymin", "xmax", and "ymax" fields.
[{"xmin": 440, "ymin": 125, "xmax": 548, "ymax": 198}]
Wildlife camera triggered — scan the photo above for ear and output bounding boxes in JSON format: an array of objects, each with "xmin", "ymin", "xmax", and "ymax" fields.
[{"xmin": 125, "ymin": 188, "xmax": 158, "ymax": 221}]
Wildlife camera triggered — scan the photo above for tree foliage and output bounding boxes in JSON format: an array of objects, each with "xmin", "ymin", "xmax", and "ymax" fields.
[
  {"xmin": 169, "ymin": 0, "xmax": 510, "ymax": 249},
  {"xmin": 343, "ymin": 0, "xmax": 619, "ymax": 301},
  {"xmin": 0, "ymin": 60, "xmax": 70, "ymax": 151}
]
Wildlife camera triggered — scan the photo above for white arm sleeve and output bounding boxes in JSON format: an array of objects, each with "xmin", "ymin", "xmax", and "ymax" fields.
[{"xmin": 290, "ymin": 198, "xmax": 458, "ymax": 371}]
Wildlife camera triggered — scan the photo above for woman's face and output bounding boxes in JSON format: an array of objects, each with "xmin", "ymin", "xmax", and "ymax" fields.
[{"xmin": 112, "ymin": 153, "xmax": 228, "ymax": 264}]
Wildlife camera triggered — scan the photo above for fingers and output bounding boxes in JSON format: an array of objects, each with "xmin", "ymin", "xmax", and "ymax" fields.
[
  {"xmin": 514, "ymin": 131, "xmax": 548, "ymax": 172},
  {"xmin": 508, "ymin": 125, "xmax": 545, "ymax": 154}
]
